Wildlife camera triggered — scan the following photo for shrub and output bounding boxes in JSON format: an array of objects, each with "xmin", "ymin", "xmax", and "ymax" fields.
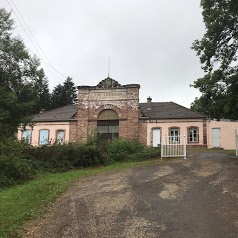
[
  {"xmin": 25, "ymin": 142, "xmax": 108, "ymax": 172},
  {"xmin": 0, "ymin": 139, "xmax": 29, "ymax": 157},
  {"xmin": 107, "ymin": 139, "xmax": 145, "ymax": 162},
  {"xmin": 0, "ymin": 155, "xmax": 35, "ymax": 188},
  {"xmin": 0, "ymin": 136, "xmax": 160, "ymax": 189}
]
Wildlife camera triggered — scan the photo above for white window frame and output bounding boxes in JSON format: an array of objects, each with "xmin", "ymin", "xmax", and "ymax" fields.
[
  {"xmin": 169, "ymin": 128, "xmax": 180, "ymax": 143},
  {"xmin": 39, "ymin": 129, "xmax": 49, "ymax": 145},
  {"xmin": 188, "ymin": 127, "xmax": 199, "ymax": 143}
]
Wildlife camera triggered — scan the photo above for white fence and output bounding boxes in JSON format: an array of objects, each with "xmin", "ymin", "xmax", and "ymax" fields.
[
  {"xmin": 161, "ymin": 134, "xmax": 186, "ymax": 159},
  {"xmin": 236, "ymin": 130, "xmax": 238, "ymax": 157}
]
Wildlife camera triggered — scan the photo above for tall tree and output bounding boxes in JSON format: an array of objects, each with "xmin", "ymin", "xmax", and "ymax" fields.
[
  {"xmin": 50, "ymin": 77, "xmax": 77, "ymax": 109},
  {"xmin": 191, "ymin": 0, "xmax": 238, "ymax": 120},
  {"xmin": 32, "ymin": 68, "xmax": 51, "ymax": 113},
  {"xmin": 0, "ymin": 8, "xmax": 45, "ymax": 138},
  {"xmin": 63, "ymin": 77, "xmax": 78, "ymax": 105}
]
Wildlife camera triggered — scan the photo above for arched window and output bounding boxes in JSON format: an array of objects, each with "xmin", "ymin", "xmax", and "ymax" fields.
[
  {"xmin": 97, "ymin": 109, "xmax": 119, "ymax": 140},
  {"xmin": 39, "ymin": 129, "xmax": 49, "ymax": 145},
  {"xmin": 56, "ymin": 130, "xmax": 65, "ymax": 144}
]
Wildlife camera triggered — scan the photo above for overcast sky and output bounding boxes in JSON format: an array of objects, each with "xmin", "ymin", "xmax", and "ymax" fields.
[{"xmin": 1, "ymin": 0, "xmax": 205, "ymax": 108}]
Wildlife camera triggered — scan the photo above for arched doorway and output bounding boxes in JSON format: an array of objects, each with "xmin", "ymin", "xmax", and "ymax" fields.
[{"xmin": 97, "ymin": 109, "xmax": 119, "ymax": 140}]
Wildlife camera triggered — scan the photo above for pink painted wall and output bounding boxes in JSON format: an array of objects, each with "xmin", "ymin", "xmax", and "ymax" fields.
[
  {"xmin": 146, "ymin": 119, "xmax": 204, "ymax": 146},
  {"xmin": 18, "ymin": 122, "xmax": 70, "ymax": 146},
  {"xmin": 207, "ymin": 120, "xmax": 238, "ymax": 150}
]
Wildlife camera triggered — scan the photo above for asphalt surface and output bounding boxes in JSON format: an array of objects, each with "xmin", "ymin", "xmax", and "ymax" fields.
[{"xmin": 23, "ymin": 151, "xmax": 238, "ymax": 238}]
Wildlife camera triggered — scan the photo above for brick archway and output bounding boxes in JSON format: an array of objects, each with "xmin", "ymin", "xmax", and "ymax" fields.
[{"xmin": 96, "ymin": 105, "xmax": 122, "ymax": 118}]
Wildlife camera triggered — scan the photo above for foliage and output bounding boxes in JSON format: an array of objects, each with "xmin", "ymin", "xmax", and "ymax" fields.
[
  {"xmin": 0, "ymin": 155, "xmax": 35, "ymax": 188},
  {"xmin": 0, "ymin": 137, "xmax": 160, "ymax": 189},
  {"xmin": 32, "ymin": 68, "xmax": 51, "ymax": 113},
  {"xmin": 106, "ymin": 139, "xmax": 160, "ymax": 162},
  {"xmin": 50, "ymin": 76, "xmax": 77, "ymax": 109},
  {"xmin": 191, "ymin": 0, "xmax": 238, "ymax": 120},
  {"xmin": 25, "ymin": 142, "xmax": 108, "ymax": 172},
  {"xmin": 0, "ymin": 8, "xmax": 48, "ymax": 139},
  {"xmin": 0, "ymin": 139, "xmax": 36, "ymax": 188}
]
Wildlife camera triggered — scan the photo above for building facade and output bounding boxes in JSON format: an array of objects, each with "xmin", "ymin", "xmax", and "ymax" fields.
[{"xmin": 17, "ymin": 77, "xmax": 238, "ymax": 150}]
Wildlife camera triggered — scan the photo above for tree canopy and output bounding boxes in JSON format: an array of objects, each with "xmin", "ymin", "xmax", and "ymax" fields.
[
  {"xmin": 0, "ymin": 8, "xmax": 51, "ymax": 138},
  {"xmin": 191, "ymin": 0, "xmax": 238, "ymax": 120},
  {"xmin": 0, "ymin": 8, "xmax": 78, "ymax": 139},
  {"xmin": 50, "ymin": 77, "xmax": 78, "ymax": 109}
]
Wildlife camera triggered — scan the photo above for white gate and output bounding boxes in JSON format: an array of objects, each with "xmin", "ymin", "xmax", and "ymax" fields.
[
  {"xmin": 161, "ymin": 133, "xmax": 186, "ymax": 159},
  {"xmin": 235, "ymin": 130, "xmax": 238, "ymax": 157}
]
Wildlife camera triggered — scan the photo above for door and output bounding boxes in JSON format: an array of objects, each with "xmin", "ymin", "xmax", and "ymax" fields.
[
  {"xmin": 212, "ymin": 128, "xmax": 220, "ymax": 147},
  {"xmin": 152, "ymin": 128, "xmax": 161, "ymax": 147}
]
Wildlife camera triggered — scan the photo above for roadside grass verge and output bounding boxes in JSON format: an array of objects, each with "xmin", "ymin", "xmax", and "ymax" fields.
[
  {"xmin": 187, "ymin": 147, "xmax": 237, "ymax": 156},
  {"xmin": 0, "ymin": 157, "xmax": 167, "ymax": 238}
]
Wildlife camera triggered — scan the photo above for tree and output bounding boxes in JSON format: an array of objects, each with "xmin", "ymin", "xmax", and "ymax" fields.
[
  {"xmin": 0, "ymin": 8, "xmax": 46, "ymax": 139},
  {"xmin": 191, "ymin": 0, "xmax": 238, "ymax": 120},
  {"xmin": 63, "ymin": 77, "xmax": 78, "ymax": 105},
  {"xmin": 32, "ymin": 68, "xmax": 51, "ymax": 113},
  {"xmin": 50, "ymin": 77, "xmax": 77, "ymax": 109}
]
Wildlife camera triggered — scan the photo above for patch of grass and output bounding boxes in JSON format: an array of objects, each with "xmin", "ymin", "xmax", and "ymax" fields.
[
  {"xmin": 0, "ymin": 158, "xmax": 166, "ymax": 238},
  {"xmin": 187, "ymin": 147, "xmax": 237, "ymax": 156},
  {"xmin": 225, "ymin": 150, "xmax": 236, "ymax": 156}
]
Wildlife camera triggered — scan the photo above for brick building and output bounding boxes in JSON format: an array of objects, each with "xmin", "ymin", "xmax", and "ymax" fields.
[{"xmin": 17, "ymin": 77, "xmax": 238, "ymax": 150}]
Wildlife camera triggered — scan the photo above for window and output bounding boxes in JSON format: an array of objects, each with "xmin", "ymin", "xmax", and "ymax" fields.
[
  {"xmin": 39, "ymin": 129, "xmax": 49, "ymax": 145},
  {"xmin": 97, "ymin": 109, "xmax": 119, "ymax": 140},
  {"xmin": 188, "ymin": 127, "xmax": 199, "ymax": 143},
  {"xmin": 22, "ymin": 130, "xmax": 31, "ymax": 144},
  {"xmin": 169, "ymin": 128, "xmax": 180, "ymax": 143},
  {"xmin": 56, "ymin": 130, "xmax": 65, "ymax": 144}
]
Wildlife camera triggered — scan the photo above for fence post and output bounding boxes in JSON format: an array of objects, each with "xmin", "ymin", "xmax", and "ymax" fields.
[
  {"xmin": 161, "ymin": 137, "xmax": 163, "ymax": 160},
  {"xmin": 184, "ymin": 131, "xmax": 186, "ymax": 159},
  {"xmin": 236, "ymin": 129, "xmax": 238, "ymax": 157}
]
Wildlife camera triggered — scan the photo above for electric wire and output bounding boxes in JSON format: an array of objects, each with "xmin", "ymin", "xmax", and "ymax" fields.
[{"xmin": 6, "ymin": 0, "xmax": 66, "ymax": 84}]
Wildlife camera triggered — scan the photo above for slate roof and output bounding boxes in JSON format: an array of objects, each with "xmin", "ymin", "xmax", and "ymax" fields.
[
  {"xmin": 31, "ymin": 102, "xmax": 206, "ymax": 122},
  {"xmin": 32, "ymin": 104, "xmax": 78, "ymax": 122},
  {"xmin": 139, "ymin": 102, "xmax": 206, "ymax": 120}
]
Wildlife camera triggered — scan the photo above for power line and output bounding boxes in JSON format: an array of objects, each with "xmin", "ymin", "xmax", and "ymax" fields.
[{"xmin": 6, "ymin": 0, "xmax": 66, "ymax": 84}]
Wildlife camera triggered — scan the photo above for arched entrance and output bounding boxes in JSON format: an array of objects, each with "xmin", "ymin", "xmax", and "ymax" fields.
[{"xmin": 97, "ymin": 109, "xmax": 119, "ymax": 140}]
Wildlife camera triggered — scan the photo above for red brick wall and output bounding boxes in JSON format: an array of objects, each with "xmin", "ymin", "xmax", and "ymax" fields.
[{"xmin": 76, "ymin": 85, "xmax": 140, "ymax": 142}]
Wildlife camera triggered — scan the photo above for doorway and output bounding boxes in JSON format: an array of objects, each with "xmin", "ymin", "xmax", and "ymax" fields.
[
  {"xmin": 212, "ymin": 128, "xmax": 220, "ymax": 148},
  {"xmin": 152, "ymin": 128, "xmax": 161, "ymax": 147}
]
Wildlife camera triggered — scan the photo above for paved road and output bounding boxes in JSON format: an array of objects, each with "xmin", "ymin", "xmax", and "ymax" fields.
[{"xmin": 24, "ymin": 151, "xmax": 238, "ymax": 238}]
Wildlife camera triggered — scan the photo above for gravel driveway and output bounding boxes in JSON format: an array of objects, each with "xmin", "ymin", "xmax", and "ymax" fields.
[{"xmin": 23, "ymin": 151, "xmax": 238, "ymax": 238}]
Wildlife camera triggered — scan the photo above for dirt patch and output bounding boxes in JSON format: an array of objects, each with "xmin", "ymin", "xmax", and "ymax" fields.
[{"xmin": 192, "ymin": 160, "xmax": 222, "ymax": 177}]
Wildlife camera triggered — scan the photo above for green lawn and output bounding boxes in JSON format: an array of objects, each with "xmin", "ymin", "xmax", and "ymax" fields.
[{"xmin": 0, "ymin": 158, "xmax": 164, "ymax": 238}]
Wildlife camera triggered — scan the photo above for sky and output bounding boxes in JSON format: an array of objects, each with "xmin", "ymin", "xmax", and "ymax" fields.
[{"xmin": 1, "ymin": 0, "xmax": 206, "ymax": 108}]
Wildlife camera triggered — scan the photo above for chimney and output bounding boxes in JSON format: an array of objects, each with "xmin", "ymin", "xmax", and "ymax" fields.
[{"xmin": 147, "ymin": 96, "xmax": 152, "ymax": 109}]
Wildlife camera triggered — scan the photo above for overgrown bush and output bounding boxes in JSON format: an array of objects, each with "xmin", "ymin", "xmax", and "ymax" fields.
[
  {"xmin": 25, "ymin": 142, "xmax": 108, "ymax": 172},
  {"xmin": 0, "ymin": 139, "xmax": 36, "ymax": 188},
  {"xmin": 107, "ymin": 139, "xmax": 161, "ymax": 162},
  {"xmin": 107, "ymin": 139, "xmax": 145, "ymax": 161},
  {"xmin": 0, "ymin": 137, "xmax": 160, "ymax": 189},
  {"xmin": 0, "ymin": 155, "xmax": 35, "ymax": 188}
]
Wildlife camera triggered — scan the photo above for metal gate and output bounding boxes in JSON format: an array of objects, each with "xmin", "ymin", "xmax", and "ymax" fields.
[
  {"xmin": 236, "ymin": 130, "xmax": 238, "ymax": 157},
  {"xmin": 161, "ymin": 133, "xmax": 186, "ymax": 159}
]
